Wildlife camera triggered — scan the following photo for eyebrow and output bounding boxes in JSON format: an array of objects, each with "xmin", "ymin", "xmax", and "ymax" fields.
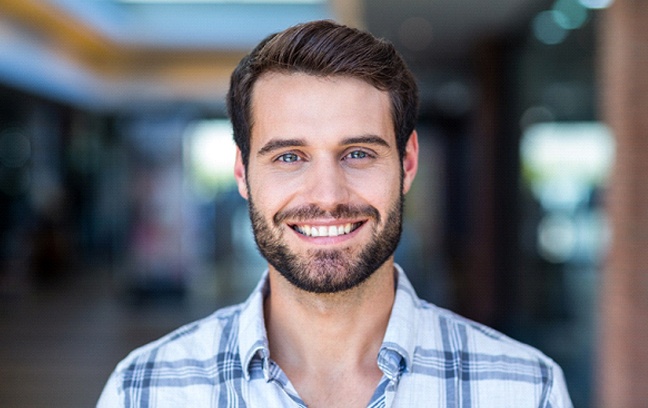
[
  {"xmin": 341, "ymin": 135, "xmax": 391, "ymax": 148},
  {"xmin": 256, "ymin": 134, "xmax": 391, "ymax": 156},
  {"xmin": 257, "ymin": 139, "xmax": 306, "ymax": 156}
]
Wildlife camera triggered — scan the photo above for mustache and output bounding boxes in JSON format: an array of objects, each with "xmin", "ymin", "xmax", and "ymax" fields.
[{"xmin": 273, "ymin": 204, "xmax": 380, "ymax": 225}]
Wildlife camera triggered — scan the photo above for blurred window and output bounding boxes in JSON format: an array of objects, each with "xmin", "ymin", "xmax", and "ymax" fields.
[{"xmin": 184, "ymin": 119, "xmax": 237, "ymax": 201}]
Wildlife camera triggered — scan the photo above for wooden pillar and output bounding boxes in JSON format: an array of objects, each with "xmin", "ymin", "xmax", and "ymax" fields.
[{"xmin": 598, "ymin": 1, "xmax": 648, "ymax": 406}]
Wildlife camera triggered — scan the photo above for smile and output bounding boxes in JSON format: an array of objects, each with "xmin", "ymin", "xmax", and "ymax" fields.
[{"xmin": 291, "ymin": 222, "xmax": 364, "ymax": 237}]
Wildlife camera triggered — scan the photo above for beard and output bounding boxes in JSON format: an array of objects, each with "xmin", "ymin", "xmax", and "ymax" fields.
[{"xmin": 248, "ymin": 193, "xmax": 404, "ymax": 294}]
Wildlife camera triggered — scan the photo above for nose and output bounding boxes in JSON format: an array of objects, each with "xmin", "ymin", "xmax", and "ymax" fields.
[{"xmin": 303, "ymin": 157, "xmax": 350, "ymax": 210}]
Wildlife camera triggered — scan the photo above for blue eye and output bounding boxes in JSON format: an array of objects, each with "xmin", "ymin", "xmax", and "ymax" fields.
[
  {"xmin": 277, "ymin": 153, "xmax": 300, "ymax": 163},
  {"xmin": 347, "ymin": 150, "xmax": 369, "ymax": 159}
]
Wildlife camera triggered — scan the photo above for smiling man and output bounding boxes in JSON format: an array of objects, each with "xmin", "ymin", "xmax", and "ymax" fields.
[{"xmin": 98, "ymin": 20, "xmax": 572, "ymax": 407}]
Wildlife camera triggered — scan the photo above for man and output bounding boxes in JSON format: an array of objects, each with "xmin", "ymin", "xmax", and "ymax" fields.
[{"xmin": 98, "ymin": 20, "xmax": 572, "ymax": 407}]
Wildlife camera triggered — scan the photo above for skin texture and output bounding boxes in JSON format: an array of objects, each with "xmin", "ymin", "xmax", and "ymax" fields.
[{"xmin": 234, "ymin": 72, "xmax": 419, "ymax": 408}]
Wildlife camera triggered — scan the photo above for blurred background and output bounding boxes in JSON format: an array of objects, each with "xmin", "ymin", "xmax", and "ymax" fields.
[{"xmin": 0, "ymin": 0, "xmax": 646, "ymax": 407}]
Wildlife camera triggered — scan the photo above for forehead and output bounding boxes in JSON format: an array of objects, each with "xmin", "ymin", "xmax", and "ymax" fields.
[{"xmin": 250, "ymin": 73, "xmax": 393, "ymax": 145}]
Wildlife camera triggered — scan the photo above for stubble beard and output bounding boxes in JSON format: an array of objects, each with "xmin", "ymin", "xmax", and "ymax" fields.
[{"xmin": 248, "ymin": 194, "xmax": 404, "ymax": 294}]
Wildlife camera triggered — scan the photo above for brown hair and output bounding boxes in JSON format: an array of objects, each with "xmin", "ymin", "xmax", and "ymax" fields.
[{"xmin": 226, "ymin": 20, "xmax": 419, "ymax": 166}]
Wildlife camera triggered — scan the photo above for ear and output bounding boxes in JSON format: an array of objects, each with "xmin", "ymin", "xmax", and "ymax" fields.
[
  {"xmin": 234, "ymin": 148, "xmax": 249, "ymax": 200},
  {"xmin": 402, "ymin": 130, "xmax": 419, "ymax": 195}
]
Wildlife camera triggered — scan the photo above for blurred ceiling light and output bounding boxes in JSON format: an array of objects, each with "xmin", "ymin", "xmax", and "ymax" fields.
[
  {"xmin": 579, "ymin": 0, "xmax": 614, "ymax": 9},
  {"xmin": 552, "ymin": 0, "xmax": 588, "ymax": 30},
  {"xmin": 532, "ymin": 10, "xmax": 568, "ymax": 45},
  {"xmin": 537, "ymin": 213, "xmax": 577, "ymax": 263}
]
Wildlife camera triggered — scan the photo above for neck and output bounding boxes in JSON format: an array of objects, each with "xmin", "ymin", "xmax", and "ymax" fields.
[{"xmin": 264, "ymin": 260, "xmax": 396, "ymax": 371}]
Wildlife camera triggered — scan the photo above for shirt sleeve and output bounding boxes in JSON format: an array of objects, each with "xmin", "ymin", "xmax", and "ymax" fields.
[
  {"xmin": 547, "ymin": 361, "xmax": 574, "ymax": 408},
  {"xmin": 96, "ymin": 369, "xmax": 123, "ymax": 408}
]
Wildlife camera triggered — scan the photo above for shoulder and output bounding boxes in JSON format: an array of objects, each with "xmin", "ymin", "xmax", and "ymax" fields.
[
  {"xmin": 393, "ymin": 268, "xmax": 563, "ymax": 383},
  {"xmin": 411, "ymin": 301, "xmax": 572, "ymax": 406},
  {"xmin": 113, "ymin": 303, "xmax": 244, "ymax": 374},
  {"xmin": 394, "ymin": 268, "xmax": 568, "ymax": 398},
  {"xmin": 96, "ymin": 303, "xmax": 248, "ymax": 407},
  {"xmin": 400, "ymin": 300, "xmax": 574, "ymax": 406},
  {"xmin": 418, "ymin": 301, "xmax": 552, "ymax": 362}
]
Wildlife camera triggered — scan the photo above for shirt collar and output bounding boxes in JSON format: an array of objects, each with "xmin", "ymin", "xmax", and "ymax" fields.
[
  {"xmin": 237, "ymin": 265, "xmax": 420, "ymax": 382},
  {"xmin": 238, "ymin": 270, "xmax": 271, "ymax": 381},
  {"xmin": 378, "ymin": 264, "xmax": 419, "ymax": 382}
]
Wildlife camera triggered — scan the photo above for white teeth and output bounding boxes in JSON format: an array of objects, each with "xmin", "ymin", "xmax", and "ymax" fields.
[{"xmin": 295, "ymin": 223, "xmax": 358, "ymax": 237}]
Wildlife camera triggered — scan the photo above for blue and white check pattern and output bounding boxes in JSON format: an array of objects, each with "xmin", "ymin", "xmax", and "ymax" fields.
[{"xmin": 97, "ymin": 266, "xmax": 572, "ymax": 407}]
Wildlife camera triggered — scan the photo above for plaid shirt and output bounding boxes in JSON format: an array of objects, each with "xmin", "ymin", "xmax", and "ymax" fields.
[{"xmin": 97, "ymin": 266, "xmax": 572, "ymax": 407}]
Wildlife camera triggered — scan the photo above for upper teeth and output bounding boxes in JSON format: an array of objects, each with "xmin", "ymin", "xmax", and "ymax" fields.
[{"xmin": 295, "ymin": 223, "xmax": 355, "ymax": 237}]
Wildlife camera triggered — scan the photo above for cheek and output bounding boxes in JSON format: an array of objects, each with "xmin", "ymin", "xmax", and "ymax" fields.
[
  {"xmin": 249, "ymin": 167, "xmax": 310, "ymax": 209},
  {"xmin": 349, "ymin": 169, "xmax": 400, "ymax": 200},
  {"xmin": 248, "ymin": 179, "xmax": 293, "ymax": 221},
  {"xmin": 247, "ymin": 165, "xmax": 277, "ymax": 202}
]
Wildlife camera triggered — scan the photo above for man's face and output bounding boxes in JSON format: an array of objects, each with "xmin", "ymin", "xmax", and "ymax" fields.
[{"xmin": 234, "ymin": 73, "xmax": 418, "ymax": 293}]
